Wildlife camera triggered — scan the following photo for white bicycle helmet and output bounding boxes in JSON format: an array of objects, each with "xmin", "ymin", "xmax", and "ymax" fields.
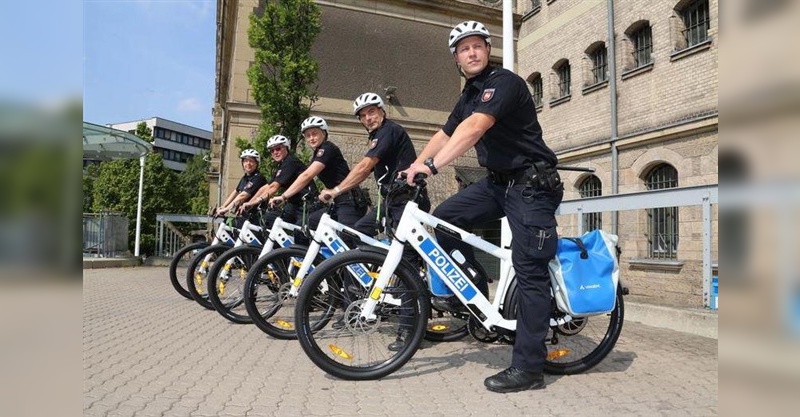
[
  {"xmin": 300, "ymin": 116, "xmax": 329, "ymax": 133},
  {"xmin": 240, "ymin": 148, "xmax": 260, "ymax": 163},
  {"xmin": 448, "ymin": 20, "xmax": 491, "ymax": 54},
  {"xmin": 267, "ymin": 135, "xmax": 290, "ymax": 149},
  {"xmin": 353, "ymin": 92, "xmax": 384, "ymax": 116}
]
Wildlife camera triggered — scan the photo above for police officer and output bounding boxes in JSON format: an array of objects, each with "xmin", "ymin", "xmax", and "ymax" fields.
[
  {"xmin": 319, "ymin": 92, "xmax": 430, "ymax": 237},
  {"xmin": 319, "ymin": 93, "xmax": 430, "ymax": 350},
  {"xmin": 404, "ymin": 21, "xmax": 564, "ymax": 393},
  {"xmin": 269, "ymin": 116, "xmax": 365, "ymax": 230},
  {"xmin": 216, "ymin": 148, "xmax": 268, "ymax": 228},
  {"xmin": 239, "ymin": 135, "xmax": 317, "ymax": 228}
]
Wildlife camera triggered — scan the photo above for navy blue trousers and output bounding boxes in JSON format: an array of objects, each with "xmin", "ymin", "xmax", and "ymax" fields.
[{"xmin": 432, "ymin": 177, "xmax": 563, "ymax": 373}]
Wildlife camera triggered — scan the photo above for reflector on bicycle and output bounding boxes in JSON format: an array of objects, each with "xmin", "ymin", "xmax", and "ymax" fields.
[
  {"xmin": 547, "ymin": 349, "xmax": 572, "ymax": 360},
  {"xmin": 329, "ymin": 345, "xmax": 353, "ymax": 360}
]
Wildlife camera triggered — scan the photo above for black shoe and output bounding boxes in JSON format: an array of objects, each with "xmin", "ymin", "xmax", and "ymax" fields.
[
  {"xmin": 387, "ymin": 329, "xmax": 410, "ymax": 352},
  {"xmin": 431, "ymin": 296, "xmax": 467, "ymax": 313},
  {"xmin": 484, "ymin": 367, "xmax": 545, "ymax": 393}
]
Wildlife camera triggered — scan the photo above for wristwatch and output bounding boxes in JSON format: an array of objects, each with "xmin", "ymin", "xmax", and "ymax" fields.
[{"xmin": 423, "ymin": 157, "xmax": 438, "ymax": 175}]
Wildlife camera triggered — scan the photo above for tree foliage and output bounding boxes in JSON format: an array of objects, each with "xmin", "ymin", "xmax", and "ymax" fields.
[
  {"xmin": 179, "ymin": 153, "xmax": 210, "ymax": 214},
  {"xmin": 247, "ymin": 0, "xmax": 322, "ymax": 152},
  {"xmin": 90, "ymin": 153, "xmax": 187, "ymax": 255},
  {"xmin": 84, "ymin": 122, "xmax": 209, "ymax": 255}
]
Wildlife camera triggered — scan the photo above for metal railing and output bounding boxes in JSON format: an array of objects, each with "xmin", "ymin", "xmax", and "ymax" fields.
[
  {"xmin": 155, "ymin": 214, "xmax": 220, "ymax": 257},
  {"xmin": 83, "ymin": 212, "xmax": 130, "ymax": 258},
  {"xmin": 501, "ymin": 184, "xmax": 719, "ymax": 308}
]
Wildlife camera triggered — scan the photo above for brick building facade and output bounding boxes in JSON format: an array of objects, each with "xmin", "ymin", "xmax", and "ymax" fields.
[{"xmin": 213, "ymin": 0, "xmax": 718, "ymax": 308}]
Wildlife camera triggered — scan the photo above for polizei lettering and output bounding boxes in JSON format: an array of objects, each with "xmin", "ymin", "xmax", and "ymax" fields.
[{"xmin": 420, "ymin": 239, "xmax": 477, "ymax": 300}]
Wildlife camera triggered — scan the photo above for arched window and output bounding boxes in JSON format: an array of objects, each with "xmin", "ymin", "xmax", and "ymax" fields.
[
  {"xmin": 674, "ymin": 0, "xmax": 710, "ymax": 50},
  {"xmin": 552, "ymin": 59, "xmax": 571, "ymax": 99},
  {"xmin": 584, "ymin": 42, "xmax": 608, "ymax": 85},
  {"xmin": 527, "ymin": 72, "xmax": 543, "ymax": 108},
  {"xmin": 645, "ymin": 164, "xmax": 679, "ymax": 258},
  {"xmin": 579, "ymin": 175, "xmax": 602, "ymax": 231},
  {"xmin": 625, "ymin": 21, "xmax": 653, "ymax": 70}
]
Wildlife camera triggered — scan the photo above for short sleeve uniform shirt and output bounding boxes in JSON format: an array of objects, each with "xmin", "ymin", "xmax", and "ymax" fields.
[
  {"xmin": 311, "ymin": 141, "xmax": 350, "ymax": 190},
  {"xmin": 364, "ymin": 119, "xmax": 416, "ymax": 188},
  {"xmin": 442, "ymin": 66, "xmax": 557, "ymax": 173}
]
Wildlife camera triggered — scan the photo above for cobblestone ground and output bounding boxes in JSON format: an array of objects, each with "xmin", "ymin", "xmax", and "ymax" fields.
[{"xmin": 84, "ymin": 267, "xmax": 717, "ymax": 416}]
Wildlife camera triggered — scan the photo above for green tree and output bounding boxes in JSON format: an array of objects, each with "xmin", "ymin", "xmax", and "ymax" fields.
[
  {"xmin": 91, "ymin": 153, "xmax": 187, "ymax": 255},
  {"xmin": 247, "ymin": 0, "xmax": 322, "ymax": 152},
  {"xmin": 135, "ymin": 121, "xmax": 153, "ymax": 143},
  {"xmin": 179, "ymin": 152, "xmax": 211, "ymax": 214}
]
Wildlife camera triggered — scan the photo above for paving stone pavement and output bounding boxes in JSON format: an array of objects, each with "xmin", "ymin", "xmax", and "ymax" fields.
[{"xmin": 84, "ymin": 266, "xmax": 718, "ymax": 416}]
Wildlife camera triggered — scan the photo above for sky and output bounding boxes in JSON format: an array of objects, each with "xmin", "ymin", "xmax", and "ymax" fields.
[
  {"xmin": 0, "ymin": 1, "xmax": 83, "ymax": 106},
  {"xmin": 83, "ymin": 0, "xmax": 217, "ymax": 131}
]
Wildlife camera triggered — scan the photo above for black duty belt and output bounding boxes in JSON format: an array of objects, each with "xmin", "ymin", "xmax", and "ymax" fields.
[{"xmin": 487, "ymin": 168, "xmax": 528, "ymax": 186}]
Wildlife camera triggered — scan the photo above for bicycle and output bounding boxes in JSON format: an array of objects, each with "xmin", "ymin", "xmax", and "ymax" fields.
[
  {"xmin": 293, "ymin": 174, "xmax": 626, "ymax": 380},
  {"xmin": 245, "ymin": 194, "xmax": 475, "ymax": 342},
  {"xmin": 185, "ymin": 218, "xmax": 264, "ymax": 310},
  {"xmin": 205, "ymin": 215, "xmax": 302, "ymax": 323},
  {"xmin": 168, "ymin": 213, "xmax": 235, "ymax": 299}
]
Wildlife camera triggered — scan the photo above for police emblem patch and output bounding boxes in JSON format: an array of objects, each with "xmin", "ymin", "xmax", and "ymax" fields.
[
  {"xmin": 316, "ymin": 149, "xmax": 325, "ymax": 157},
  {"xmin": 369, "ymin": 139, "xmax": 378, "ymax": 149},
  {"xmin": 481, "ymin": 88, "xmax": 495, "ymax": 102},
  {"xmin": 275, "ymin": 169, "xmax": 282, "ymax": 177}
]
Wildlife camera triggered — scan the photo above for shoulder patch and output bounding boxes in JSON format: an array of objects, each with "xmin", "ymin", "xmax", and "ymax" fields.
[
  {"xmin": 316, "ymin": 148, "xmax": 325, "ymax": 157},
  {"xmin": 369, "ymin": 138, "xmax": 378, "ymax": 149},
  {"xmin": 275, "ymin": 169, "xmax": 282, "ymax": 177},
  {"xmin": 481, "ymin": 88, "xmax": 495, "ymax": 103}
]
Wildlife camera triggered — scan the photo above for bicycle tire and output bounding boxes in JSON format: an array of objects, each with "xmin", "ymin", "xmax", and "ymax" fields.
[
  {"xmin": 185, "ymin": 244, "xmax": 232, "ymax": 310},
  {"xmin": 206, "ymin": 245, "xmax": 262, "ymax": 324},
  {"xmin": 503, "ymin": 279, "xmax": 625, "ymax": 375},
  {"xmin": 294, "ymin": 250, "xmax": 429, "ymax": 380},
  {"xmin": 169, "ymin": 241, "xmax": 209, "ymax": 299},
  {"xmin": 243, "ymin": 246, "xmax": 334, "ymax": 339}
]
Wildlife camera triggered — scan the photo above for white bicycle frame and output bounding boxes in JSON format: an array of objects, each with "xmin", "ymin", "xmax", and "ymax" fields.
[
  {"xmin": 217, "ymin": 217, "xmax": 302, "ymax": 282},
  {"xmin": 198, "ymin": 219, "xmax": 263, "ymax": 276},
  {"xmin": 358, "ymin": 201, "xmax": 573, "ymax": 330},
  {"xmin": 288, "ymin": 212, "xmax": 390, "ymax": 298}
]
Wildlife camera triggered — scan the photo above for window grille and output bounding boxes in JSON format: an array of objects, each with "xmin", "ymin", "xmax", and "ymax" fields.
[
  {"xmin": 531, "ymin": 75, "xmax": 543, "ymax": 107},
  {"xmin": 591, "ymin": 45, "xmax": 608, "ymax": 84},
  {"xmin": 557, "ymin": 62, "xmax": 571, "ymax": 98},
  {"xmin": 645, "ymin": 164, "xmax": 679, "ymax": 259},
  {"xmin": 579, "ymin": 175, "xmax": 602, "ymax": 231},
  {"xmin": 682, "ymin": 0, "xmax": 710, "ymax": 47},
  {"xmin": 631, "ymin": 25, "xmax": 653, "ymax": 67}
]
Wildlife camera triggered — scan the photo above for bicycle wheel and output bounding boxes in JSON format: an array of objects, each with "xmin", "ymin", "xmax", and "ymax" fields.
[
  {"xmin": 169, "ymin": 241, "xmax": 209, "ymax": 299},
  {"xmin": 185, "ymin": 244, "xmax": 231, "ymax": 310},
  {"xmin": 503, "ymin": 280, "xmax": 625, "ymax": 375},
  {"xmin": 243, "ymin": 246, "xmax": 333, "ymax": 339},
  {"xmin": 294, "ymin": 250, "xmax": 429, "ymax": 381},
  {"xmin": 206, "ymin": 245, "xmax": 262, "ymax": 324}
]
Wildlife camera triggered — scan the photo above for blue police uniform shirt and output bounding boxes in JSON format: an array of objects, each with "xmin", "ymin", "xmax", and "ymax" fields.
[
  {"xmin": 364, "ymin": 119, "xmax": 416, "ymax": 190},
  {"xmin": 310, "ymin": 140, "xmax": 350, "ymax": 189},
  {"xmin": 235, "ymin": 170, "xmax": 267, "ymax": 196},
  {"xmin": 442, "ymin": 65, "xmax": 558, "ymax": 173},
  {"xmin": 271, "ymin": 154, "xmax": 316, "ymax": 205}
]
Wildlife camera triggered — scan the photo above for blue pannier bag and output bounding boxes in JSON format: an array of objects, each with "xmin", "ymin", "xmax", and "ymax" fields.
[{"xmin": 548, "ymin": 229, "xmax": 619, "ymax": 316}]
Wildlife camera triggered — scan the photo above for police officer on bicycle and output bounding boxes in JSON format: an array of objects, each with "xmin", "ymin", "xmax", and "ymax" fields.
[
  {"xmin": 269, "ymin": 116, "xmax": 366, "ymax": 230},
  {"xmin": 239, "ymin": 134, "xmax": 317, "ymax": 228},
  {"xmin": 319, "ymin": 92, "xmax": 430, "ymax": 237},
  {"xmin": 216, "ymin": 148, "xmax": 268, "ymax": 228},
  {"xmin": 404, "ymin": 20, "xmax": 564, "ymax": 393}
]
